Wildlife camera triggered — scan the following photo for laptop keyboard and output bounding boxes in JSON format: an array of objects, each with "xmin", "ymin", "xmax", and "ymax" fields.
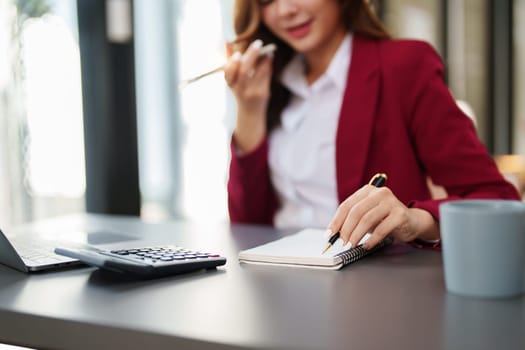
[{"xmin": 12, "ymin": 239, "xmax": 73, "ymax": 265}]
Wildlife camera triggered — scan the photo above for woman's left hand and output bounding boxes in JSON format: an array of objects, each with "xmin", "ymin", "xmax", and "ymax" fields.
[{"xmin": 326, "ymin": 184, "xmax": 439, "ymax": 249}]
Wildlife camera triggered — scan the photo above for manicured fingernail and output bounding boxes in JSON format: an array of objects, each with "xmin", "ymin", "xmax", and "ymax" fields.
[
  {"xmin": 251, "ymin": 39, "xmax": 263, "ymax": 49},
  {"xmin": 231, "ymin": 51, "xmax": 242, "ymax": 61},
  {"xmin": 323, "ymin": 229, "xmax": 333, "ymax": 239},
  {"xmin": 343, "ymin": 241, "xmax": 353, "ymax": 250},
  {"xmin": 360, "ymin": 233, "xmax": 372, "ymax": 244}
]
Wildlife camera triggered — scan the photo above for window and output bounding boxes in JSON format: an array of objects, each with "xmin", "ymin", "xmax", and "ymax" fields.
[
  {"xmin": 382, "ymin": 0, "xmax": 443, "ymax": 54},
  {"xmin": 135, "ymin": 0, "xmax": 234, "ymax": 222},
  {"xmin": 0, "ymin": 0, "xmax": 85, "ymax": 227},
  {"xmin": 446, "ymin": 0, "xmax": 489, "ymax": 143}
]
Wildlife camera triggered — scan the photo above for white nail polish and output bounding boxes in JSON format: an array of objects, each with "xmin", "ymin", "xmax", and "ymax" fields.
[
  {"xmin": 323, "ymin": 229, "xmax": 333, "ymax": 239},
  {"xmin": 359, "ymin": 233, "xmax": 372, "ymax": 244},
  {"xmin": 343, "ymin": 241, "xmax": 353, "ymax": 250},
  {"xmin": 252, "ymin": 39, "xmax": 263, "ymax": 49},
  {"xmin": 231, "ymin": 51, "xmax": 242, "ymax": 61}
]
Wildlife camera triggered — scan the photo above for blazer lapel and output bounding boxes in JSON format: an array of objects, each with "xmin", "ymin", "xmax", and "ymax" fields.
[{"xmin": 336, "ymin": 34, "xmax": 381, "ymax": 202}]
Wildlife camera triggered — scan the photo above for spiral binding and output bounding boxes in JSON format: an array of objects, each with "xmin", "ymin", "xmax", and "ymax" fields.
[{"xmin": 335, "ymin": 237, "xmax": 394, "ymax": 266}]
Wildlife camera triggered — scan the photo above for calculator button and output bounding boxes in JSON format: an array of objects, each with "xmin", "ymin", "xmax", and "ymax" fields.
[{"xmin": 112, "ymin": 250, "xmax": 129, "ymax": 255}]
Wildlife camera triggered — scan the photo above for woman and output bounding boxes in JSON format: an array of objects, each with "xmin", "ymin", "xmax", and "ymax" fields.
[{"xmin": 224, "ymin": 0, "xmax": 520, "ymax": 249}]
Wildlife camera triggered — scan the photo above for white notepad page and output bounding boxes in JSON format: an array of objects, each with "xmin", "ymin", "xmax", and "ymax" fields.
[{"xmin": 238, "ymin": 229, "xmax": 371, "ymax": 269}]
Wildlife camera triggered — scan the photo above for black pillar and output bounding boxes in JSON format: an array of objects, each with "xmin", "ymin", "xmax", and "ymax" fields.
[
  {"xmin": 77, "ymin": 0, "xmax": 140, "ymax": 215},
  {"xmin": 489, "ymin": 0, "xmax": 514, "ymax": 154}
]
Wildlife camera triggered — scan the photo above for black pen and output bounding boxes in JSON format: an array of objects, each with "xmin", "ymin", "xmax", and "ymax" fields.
[{"xmin": 321, "ymin": 173, "xmax": 388, "ymax": 254}]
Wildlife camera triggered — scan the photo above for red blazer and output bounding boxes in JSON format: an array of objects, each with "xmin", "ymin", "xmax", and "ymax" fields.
[{"xmin": 228, "ymin": 34, "xmax": 520, "ymax": 225}]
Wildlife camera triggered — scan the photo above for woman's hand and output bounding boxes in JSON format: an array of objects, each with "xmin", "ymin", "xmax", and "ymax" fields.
[
  {"xmin": 224, "ymin": 39, "xmax": 273, "ymax": 153},
  {"xmin": 327, "ymin": 185, "xmax": 440, "ymax": 249}
]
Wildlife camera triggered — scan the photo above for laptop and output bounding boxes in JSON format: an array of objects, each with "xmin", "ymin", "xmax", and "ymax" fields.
[
  {"xmin": 0, "ymin": 226, "xmax": 138, "ymax": 273},
  {"xmin": 1, "ymin": 225, "xmax": 227, "ymax": 277}
]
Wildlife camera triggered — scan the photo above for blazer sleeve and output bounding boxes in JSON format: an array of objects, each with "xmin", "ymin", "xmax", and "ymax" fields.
[
  {"xmin": 402, "ymin": 42, "xmax": 520, "ymax": 218},
  {"xmin": 227, "ymin": 138, "xmax": 277, "ymax": 224}
]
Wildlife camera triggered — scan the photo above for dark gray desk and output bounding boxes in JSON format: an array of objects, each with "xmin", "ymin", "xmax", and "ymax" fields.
[{"xmin": 0, "ymin": 214, "xmax": 523, "ymax": 350}]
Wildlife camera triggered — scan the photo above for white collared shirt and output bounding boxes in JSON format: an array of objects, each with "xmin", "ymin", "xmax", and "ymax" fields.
[{"xmin": 269, "ymin": 34, "xmax": 352, "ymax": 229}]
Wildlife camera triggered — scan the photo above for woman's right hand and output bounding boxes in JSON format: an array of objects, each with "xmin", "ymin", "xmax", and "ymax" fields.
[{"xmin": 224, "ymin": 39, "xmax": 273, "ymax": 153}]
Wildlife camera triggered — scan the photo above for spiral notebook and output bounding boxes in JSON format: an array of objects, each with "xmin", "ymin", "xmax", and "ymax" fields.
[{"xmin": 238, "ymin": 228, "xmax": 392, "ymax": 270}]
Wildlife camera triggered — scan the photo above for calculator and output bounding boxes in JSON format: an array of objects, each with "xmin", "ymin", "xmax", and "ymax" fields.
[{"xmin": 55, "ymin": 245, "xmax": 227, "ymax": 278}]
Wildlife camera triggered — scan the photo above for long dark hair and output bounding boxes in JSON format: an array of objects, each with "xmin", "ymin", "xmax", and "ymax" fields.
[{"xmin": 232, "ymin": 0, "xmax": 390, "ymax": 131}]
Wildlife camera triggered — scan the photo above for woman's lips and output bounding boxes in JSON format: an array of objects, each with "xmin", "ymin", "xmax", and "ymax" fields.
[{"xmin": 287, "ymin": 21, "xmax": 312, "ymax": 38}]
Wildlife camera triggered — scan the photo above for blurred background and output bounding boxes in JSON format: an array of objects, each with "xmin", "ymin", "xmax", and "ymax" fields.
[{"xmin": 0, "ymin": 0, "xmax": 524, "ymax": 230}]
